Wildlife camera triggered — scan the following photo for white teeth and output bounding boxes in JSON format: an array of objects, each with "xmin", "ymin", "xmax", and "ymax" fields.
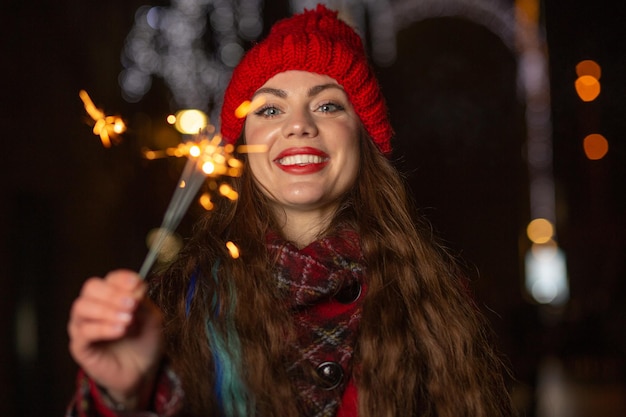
[{"xmin": 277, "ymin": 154, "xmax": 326, "ymax": 165}]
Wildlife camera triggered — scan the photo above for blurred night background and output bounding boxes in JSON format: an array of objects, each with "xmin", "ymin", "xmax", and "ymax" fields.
[{"xmin": 1, "ymin": 0, "xmax": 624, "ymax": 416}]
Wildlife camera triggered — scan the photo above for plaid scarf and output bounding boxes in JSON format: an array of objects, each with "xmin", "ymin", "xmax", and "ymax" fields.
[{"xmin": 266, "ymin": 228, "xmax": 367, "ymax": 417}]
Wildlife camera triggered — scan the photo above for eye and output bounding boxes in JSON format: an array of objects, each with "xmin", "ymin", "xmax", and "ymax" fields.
[
  {"xmin": 254, "ymin": 105, "xmax": 282, "ymax": 117},
  {"xmin": 317, "ymin": 102, "xmax": 344, "ymax": 113}
]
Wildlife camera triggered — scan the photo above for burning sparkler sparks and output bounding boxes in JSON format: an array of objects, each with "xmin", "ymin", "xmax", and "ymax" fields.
[
  {"xmin": 138, "ymin": 101, "xmax": 268, "ymax": 277},
  {"xmin": 79, "ymin": 90, "xmax": 126, "ymax": 147},
  {"xmin": 138, "ymin": 130, "xmax": 238, "ymax": 277},
  {"xmin": 78, "ymin": 91, "xmax": 267, "ymax": 276}
]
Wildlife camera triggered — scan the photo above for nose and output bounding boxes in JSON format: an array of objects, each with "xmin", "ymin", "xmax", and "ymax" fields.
[{"xmin": 281, "ymin": 107, "xmax": 318, "ymax": 139}]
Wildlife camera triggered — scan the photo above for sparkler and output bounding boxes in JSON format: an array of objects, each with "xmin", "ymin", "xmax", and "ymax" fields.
[
  {"xmin": 138, "ymin": 132, "xmax": 239, "ymax": 278},
  {"xmin": 79, "ymin": 90, "xmax": 126, "ymax": 147},
  {"xmin": 79, "ymin": 88, "xmax": 267, "ymax": 276},
  {"xmin": 138, "ymin": 97, "xmax": 266, "ymax": 278}
]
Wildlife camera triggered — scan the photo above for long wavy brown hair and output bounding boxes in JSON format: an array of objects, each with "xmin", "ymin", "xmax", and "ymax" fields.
[{"xmin": 150, "ymin": 129, "xmax": 512, "ymax": 417}]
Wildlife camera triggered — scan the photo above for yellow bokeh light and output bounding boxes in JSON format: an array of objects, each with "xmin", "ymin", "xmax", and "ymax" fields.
[
  {"xmin": 166, "ymin": 114, "xmax": 177, "ymax": 125},
  {"xmin": 226, "ymin": 241, "xmax": 240, "ymax": 259},
  {"xmin": 202, "ymin": 161, "xmax": 216, "ymax": 175},
  {"xmin": 234, "ymin": 96, "xmax": 266, "ymax": 119},
  {"xmin": 234, "ymin": 100, "xmax": 251, "ymax": 119},
  {"xmin": 575, "ymin": 75, "xmax": 601, "ymax": 102},
  {"xmin": 583, "ymin": 133, "xmax": 609, "ymax": 160},
  {"xmin": 189, "ymin": 145, "xmax": 201, "ymax": 157},
  {"xmin": 576, "ymin": 59, "xmax": 601, "ymax": 80},
  {"xmin": 527, "ymin": 218, "xmax": 554, "ymax": 244},
  {"xmin": 174, "ymin": 109, "xmax": 208, "ymax": 134},
  {"xmin": 213, "ymin": 153, "xmax": 226, "ymax": 165},
  {"xmin": 199, "ymin": 192, "xmax": 214, "ymax": 211},
  {"xmin": 219, "ymin": 184, "xmax": 239, "ymax": 201}
]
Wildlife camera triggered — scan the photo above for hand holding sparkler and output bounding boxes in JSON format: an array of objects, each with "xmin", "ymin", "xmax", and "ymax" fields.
[{"xmin": 67, "ymin": 269, "xmax": 164, "ymax": 411}]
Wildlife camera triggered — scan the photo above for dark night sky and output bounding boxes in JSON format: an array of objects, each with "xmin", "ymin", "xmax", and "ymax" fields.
[{"xmin": 1, "ymin": 1, "xmax": 625, "ymax": 416}]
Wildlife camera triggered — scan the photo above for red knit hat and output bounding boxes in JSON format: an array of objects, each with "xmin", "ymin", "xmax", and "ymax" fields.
[{"xmin": 219, "ymin": 4, "xmax": 393, "ymax": 154}]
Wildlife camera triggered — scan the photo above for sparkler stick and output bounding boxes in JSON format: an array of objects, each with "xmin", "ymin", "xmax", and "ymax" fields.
[
  {"xmin": 78, "ymin": 90, "xmax": 269, "ymax": 277},
  {"xmin": 138, "ymin": 134, "xmax": 221, "ymax": 278},
  {"xmin": 137, "ymin": 98, "xmax": 267, "ymax": 278},
  {"xmin": 138, "ymin": 155, "xmax": 207, "ymax": 277}
]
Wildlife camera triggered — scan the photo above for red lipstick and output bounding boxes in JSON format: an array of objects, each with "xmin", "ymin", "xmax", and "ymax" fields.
[{"xmin": 273, "ymin": 147, "xmax": 329, "ymax": 174}]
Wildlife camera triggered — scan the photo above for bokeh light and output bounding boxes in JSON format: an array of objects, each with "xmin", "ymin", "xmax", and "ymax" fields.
[
  {"xmin": 525, "ymin": 243, "xmax": 569, "ymax": 305},
  {"xmin": 174, "ymin": 109, "xmax": 208, "ymax": 134},
  {"xmin": 576, "ymin": 59, "xmax": 601, "ymax": 79},
  {"xmin": 583, "ymin": 133, "xmax": 609, "ymax": 160},
  {"xmin": 219, "ymin": 184, "xmax": 238, "ymax": 201},
  {"xmin": 199, "ymin": 192, "xmax": 214, "ymax": 211},
  {"xmin": 526, "ymin": 218, "xmax": 554, "ymax": 244},
  {"xmin": 146, "ymin": 228, "xmax": 183, "ymax": 264},
  {"xmin": 226, "ymin": 241, "xmax": 240, "ymax": 259},
  {"xmin": 575, "ymin": 75, "xmax": 601, "ymax": 102}
]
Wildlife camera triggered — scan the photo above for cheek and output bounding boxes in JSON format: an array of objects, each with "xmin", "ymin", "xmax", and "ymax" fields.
[
  {"xmin": 243, "ymin": 120, "xmax": 276, "ymax": 146},
  {"xmin": 246, "ymin": 153, "xmax": 266, "ymax": 179},
  {"xmin": 343, "ymin": 158, "xmax": 360, "ymax": 188},
  {"xmin": 243, "ymin": 121, "xmax": 255, "ymax": 144},
  {"xmin": 342, "ymin": 132, "xmax": 361, "ymax": 174}
]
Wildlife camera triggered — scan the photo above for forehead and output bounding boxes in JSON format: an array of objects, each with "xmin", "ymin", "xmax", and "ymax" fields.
[{"xmin": 257, "ymin": 70, "xmax": 342, "ymax": 90}]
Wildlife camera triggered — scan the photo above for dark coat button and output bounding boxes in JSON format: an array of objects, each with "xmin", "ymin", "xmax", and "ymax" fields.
[
  {"xmin": 334, "ymin": 281, "xmax": 361, "ymax": 304},
  {"xmin": 315, "ymin": 361, "xmax": 344, "ymax": 390}
]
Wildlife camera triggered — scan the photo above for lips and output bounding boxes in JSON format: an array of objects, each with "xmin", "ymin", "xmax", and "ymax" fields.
[{"xmin": 274, "ymin": 147, "xmax": 329, "ymax": 174}]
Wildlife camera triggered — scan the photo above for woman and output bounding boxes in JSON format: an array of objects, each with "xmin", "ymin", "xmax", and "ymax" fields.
[{"xmin": 67, "ymin": 5, "xmax": 512, "ymax": 417}]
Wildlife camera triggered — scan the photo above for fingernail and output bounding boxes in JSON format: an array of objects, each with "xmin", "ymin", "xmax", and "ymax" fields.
[
  {"xmin": 117, "ymin": 312, "xmax": 132, "ymax": 323},
  {"xmin": 111, "ymin": 324, "xmax": 125, "ymax": 334},
  {"xmin": 121, "ymin": 297, "xmax": 136, "ymax": 308},
  {"xmin": 127, "ymin": 273, "xmax": 141, "ymax": 285}
]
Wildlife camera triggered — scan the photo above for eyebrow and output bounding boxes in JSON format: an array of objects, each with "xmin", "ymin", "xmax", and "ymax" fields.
[
  {"xmin": 307, "ymin": 83, "xmax": 345, "ymax": 97},
  {"xmin": 253, "ymin": 87, "xmax": 287, "ymax": 99},
  {"xmin": 252, "ymin": 83, "xmax": 345, "ymax": 99}
]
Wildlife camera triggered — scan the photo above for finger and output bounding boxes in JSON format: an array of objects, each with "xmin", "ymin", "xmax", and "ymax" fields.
[
  {"xmin": 80, "ymin": 277, "xmax": 141, "ymax": 312},
  {"xmin": 69, "ymin": 296, "xmax": 134, "ymax": 328},
  {"xmin": 105, "ymin": 270, "xmax": 144, "ymax": 293},
  {"xmin": 68, "ymin": 315, "xmax": 129, "ymax": 345}
]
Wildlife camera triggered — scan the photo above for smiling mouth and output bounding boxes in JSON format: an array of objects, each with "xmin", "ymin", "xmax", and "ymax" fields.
[{"xmin": 275, "ymin": 154, "xmax": 329, "ymax": 166}]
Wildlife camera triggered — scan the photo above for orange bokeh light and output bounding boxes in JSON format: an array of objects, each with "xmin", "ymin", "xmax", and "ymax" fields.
[
  {"xmin": 583, "ymin": 134, "xmax": 609, "ymax": 160},
  {"xmin": 576, "ymin": 59, "xmax": 601, "ymax": 80},
  {"xmin": 575, "ymin": 75, "xmax": 601, "ymax": 102}
]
